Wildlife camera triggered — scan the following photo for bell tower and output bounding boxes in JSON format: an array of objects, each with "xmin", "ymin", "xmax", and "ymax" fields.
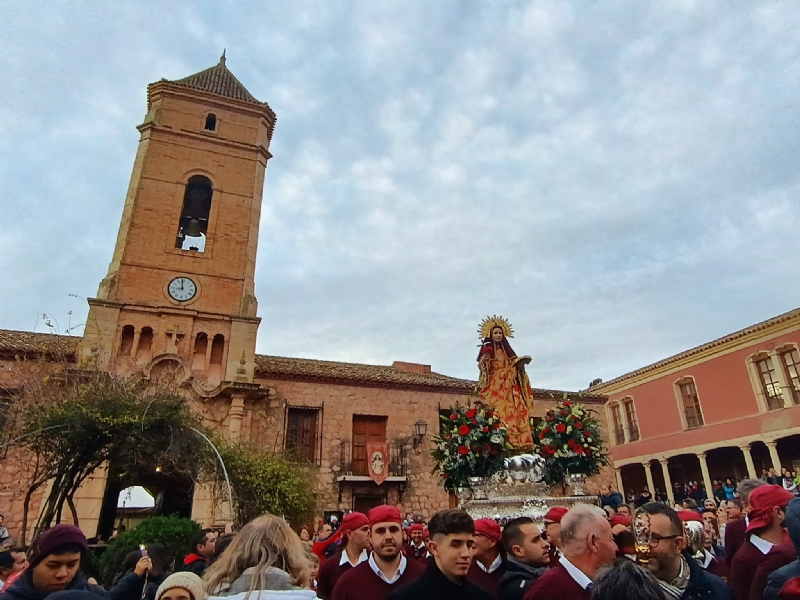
[{"xmin": 79, "ymin": 54, "xmax": 275, "ymax": 388}]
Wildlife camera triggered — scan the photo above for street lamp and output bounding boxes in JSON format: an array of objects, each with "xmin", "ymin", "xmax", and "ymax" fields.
[{"xmin": 413, "ymin": 420, "xmax": 428, "ymax": 451}]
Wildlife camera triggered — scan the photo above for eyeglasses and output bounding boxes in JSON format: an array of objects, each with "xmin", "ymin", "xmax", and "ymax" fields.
[{"xmin": 648, "ymin": 534, "xmax": 681, "ymax": 548}]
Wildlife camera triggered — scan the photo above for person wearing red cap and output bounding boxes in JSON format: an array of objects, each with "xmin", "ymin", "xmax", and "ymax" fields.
[
  {"xmin": 0, "ymin": 525, "xmax": 107, "ymax": 600},
  {"xmin": 333, "ymin": 506, "xmax": 425, "ymax": 600},
  {"xmin": 542, "ymin": 507, "xmax": 567, "ymax": 566},
  {"xmin": 725, "ymin": 479, "xmax": 766, "ymax": 567},
  {"xmin": 467, "ymin": 519, "xmax": 506, "ymax": 598},
  {"xmin": 731, "ymin": 485, "xmax": 796, "ymax": 600},
  {"xmin": 317, "ymin": 512, "xmax": 370, "ymax": 600},
  {"xmin": 387, "ymin": 509, "xmax": 491, "ymax": 600},
  {"xmin": 404, "ymin": 525, "xmax": 426, "ymax": 562}
]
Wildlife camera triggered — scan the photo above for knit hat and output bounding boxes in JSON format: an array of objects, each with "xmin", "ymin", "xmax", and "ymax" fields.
[
  {"xmin": 474, "ymin": 518, "xmax": 502, "ymax": 543},
  {"xmin": 368, "ymin": 505, "xmax": 403, "ymax": 527},
  {"xmin": 155, "ymin": 572, "xmax": 207, "ymax": 600},
  {"xmin": 677, "ymin": 510, "xmax": 703, "ymax": 523},
  {"xmin": 29, "ymin": 525, "xmax": 89, "ymax": 568},
  {"xmin": 747, "ymin": 485, "xmax": 795, "ymax": 532},
  {"xmin": 543, "ymin": 507, "xmax": 568, "ymax": 524},
  {"xmin": 341, "ymin": 512, "xmax": 369, "ymax": 533},
  {"xmin": 610, "ymin": 514, "xmax": 632, "ymax": 528}
]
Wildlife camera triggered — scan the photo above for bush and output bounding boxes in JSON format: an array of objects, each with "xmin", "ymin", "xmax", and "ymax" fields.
[{"xmin": 97, "ymin": 516, "xmax": 200, "ymax": 586}]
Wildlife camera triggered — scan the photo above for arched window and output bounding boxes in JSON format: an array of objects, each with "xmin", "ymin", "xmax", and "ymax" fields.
[
  {"xmin": 119, "ymin": 325, "xmax": 135, "ymax": 356},
  {"xmin": 192, "ymin": 333, "xmax": 208, "ymax": 371},
  {"xmin": 210, "ymin": 334, "xmax": 225, "ymax": 365},
  {"xmin": 136, "ymin": 327, "xmax": 154, "ymax": 362},
  {"xmin": 175, "ymin": 176, "xmax": 213, "ymax": 252},
  {"xmin": 621, "ymin": 397, "xmax": 640, "ymax": 442},
  {"xmin": 675, "ymin": 376, "xmax": 704, "ymax": 429},
  {"xmin": 204, "ymin": 113, "xmax": 217, "ymax": 131}
]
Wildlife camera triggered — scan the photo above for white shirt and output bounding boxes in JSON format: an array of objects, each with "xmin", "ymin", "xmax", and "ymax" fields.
[
  {"xmin": 701, "ymin": 549, "xmax": 715, "ymax": 569},
  {"xmin": 368, "ymin": 552, "xmax": 408, "ymax": 584},
  {"xmin": 560, "ymin": 555, "xmax": 593, "ymax": 590},
  {"xmin": 477, "ymin": 552, "xmax": 504, "ymax": 574},
  {"xmin": 750, "ymin": 534, "xmax": 774, "ymax": 555},
  {"xmin": 339, "ymin": 548, "xmax": 368, "ymax": 567}
]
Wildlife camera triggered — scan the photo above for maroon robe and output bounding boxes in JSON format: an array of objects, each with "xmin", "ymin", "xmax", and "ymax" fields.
[
  {"xmin": 467, "ymin": 556, "xmax": 506, "ymax": 599},
  {"xmin": 749, "ymin": 542, "xmax": 798, "ymax": 600},
  {"xmin": 317, "ymin": 551, "xmax": 363, "ymax": 600},
  {"xmin": 705, "ymin": 555, "xmax": 731, "ymax": 582},
  {"xmin": 731, "ymin": 539, "xmax": 773, "ymax": 600},
  {"xmin": 403, "ymin": 543, "xmax": 427, "ymax": 562},
  {"xmin": 332, "ymin": 558, "xmax": 426, "ymax": 600},
  {"xmin": 725, "ymin": 518, "xmax": 747, "ymax": 567},
  {"xmin": 522, "ymin": 563, "xmax": 590, "ymax": 600}
]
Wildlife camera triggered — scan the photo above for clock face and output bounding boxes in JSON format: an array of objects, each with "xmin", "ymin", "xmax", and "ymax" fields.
[{"xmin": 168, "ymin": 277, "xmax": 197, "ymax": 302}]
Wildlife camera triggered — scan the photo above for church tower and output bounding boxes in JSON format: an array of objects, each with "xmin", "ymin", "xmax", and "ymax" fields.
[{"xmin": 78, "ymin": 54, "xmax": 275, "ymax": 389}]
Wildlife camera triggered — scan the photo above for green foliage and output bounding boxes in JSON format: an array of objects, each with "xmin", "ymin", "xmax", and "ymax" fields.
[
  {"xmin": 534, "ymin": 397, "xmax": 609, "ymax": 487},
  {"xmin": 219, "ymin": 444, "xmax": 316, "ymax": 528},
  {"xmin": 431, "ymin": 402, "xmax": 511, "ymax": 493},
  {"xmin": 97, "ymin": 516, "xmax": 200, "ymax": 586}
]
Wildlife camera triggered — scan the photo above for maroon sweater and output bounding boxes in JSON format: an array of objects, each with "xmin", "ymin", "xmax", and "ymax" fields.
[
  {"xmin": 705, "ymin": 555, "xmax": 731, "ymax": 582},
  {"xmin": 749, "ymin": 542, "xmax": 798, "ymax": 600},
  {"xmin": 467, "ymin": 557, "xmax": 506, "ymax": 599},
  {"xmin": 403, "ymin": 543, "xmax": 427, "ymax": 562},
  {"xmin": 732, "ymin": 539, "xmax": 773, "ymax": 600},
  {"xmin": 332, "ymin": 558, "xmax": 426, "ymax": 600},
  {"xmin": 725, "ymin": 518, "xmax": 747, "ymax": 567},
  {"xmin": 523, "ymin": 563, "xmax": 590, "ymax": 600},
  {"xmin": 318, "ymin": 551, "xmax": 363, "ymax": 600}
]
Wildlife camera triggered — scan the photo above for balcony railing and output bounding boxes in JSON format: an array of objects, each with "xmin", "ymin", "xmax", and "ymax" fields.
[{"xmin": 338, "ymin": 440, "xmax": 409, "ymax": 477}]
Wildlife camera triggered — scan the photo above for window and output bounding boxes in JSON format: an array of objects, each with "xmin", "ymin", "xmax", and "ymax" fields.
[
  {"xmin": 781, "ymin": 349, "xmax": 800, "ymax": 405},
  {"xmin": 352, "ymin": 415, "xmax": 387, "ymax": 476},
  {"xmin": 610, "ymin": 404, "xmax": 625, "ymax": 445},
  {"xmin": 204, "ymin": 113, "xmax": 217, "ymax": 131},
  {"xmin": 756, "ymin": 357, "xmax": 785, "ymax": 410},
  {"xmin": 136, "ymin": 327, "xmax": 153, "ymax": 362},
  {"xmin": 119, "ymin": 325, "xmax": 135, "ymax": 356},
  {"xmin": 209, "ymin": 334, "xmax": 224, "ymax": 365},
  {"xmin": 175, "ymin": 176, "xmax": 213, "ymax": 252},
  {"xmin": 678, "ymin": 380, "xmax": 704, "ymax": 428},
  {"xmin": 285, "ymin": 407, "xmax": 322, "ymax": 463},
  {"xmin": 623, "ymin": 399, "xmax": 639, "ymax": 441}
]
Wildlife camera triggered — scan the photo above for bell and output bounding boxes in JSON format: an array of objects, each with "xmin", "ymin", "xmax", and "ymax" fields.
[{"xmin": 185, "ymin": 219, "xmax": 202, "ymax": 237}]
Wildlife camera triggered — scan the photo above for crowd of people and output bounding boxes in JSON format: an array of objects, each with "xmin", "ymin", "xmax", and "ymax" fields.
[{"xmin": 1, "ymin": 479, "xmax": 800, "ymax": 600}]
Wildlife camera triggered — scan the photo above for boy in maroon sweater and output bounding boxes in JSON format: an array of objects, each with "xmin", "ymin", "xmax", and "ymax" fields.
[
  {"xmin": 467, "ymin": 518, "xmax": 506, "ymax": 598},
  {"xmin": 333, "ymin": 506, "xmax": 425, "ymax": 600},
  {"xmin": 317, "ymin": 512, "xmax": 370, "ymax": 600}
]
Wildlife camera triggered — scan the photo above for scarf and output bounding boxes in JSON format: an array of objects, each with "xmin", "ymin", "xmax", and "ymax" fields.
[{"xmin": 657, "ymin": 555, "xmax": 690, "ymax": 600}]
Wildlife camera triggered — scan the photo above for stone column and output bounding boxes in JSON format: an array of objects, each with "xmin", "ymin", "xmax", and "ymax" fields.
[
  {"xmin": 739, "ymin": 444, "xmax": 757, "ymax": 479},
  {"xmin": 228, "ymin": 393, "xmax": 246, "ymax": 440},
  {"xmin": 660, "ymin": 459, "xmax": 675, "ymax": 505},
  {"xmin": 615, "ymin": 468, "xmax": 625, "ymax": 496},
  {"xmin": 697, "ymin": 452, "xmax": 714, "ymax": 500},
  {"xmin": 766, "ymin": 441, "xmax": 783, "ymax": 472},
  {"xmin": 643, "ymin": 461, "xmax": 655, "ymax": 495}
]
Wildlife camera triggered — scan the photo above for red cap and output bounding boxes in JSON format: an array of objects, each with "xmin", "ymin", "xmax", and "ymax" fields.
[
  {"xmin": 341, "ymin": 512, "xmax": 369, "ymax": 532},
  {"xmin": 474, "ymin": 518, "xmax": 501, "ymax": 543},
  {"xmin": 610, "ymin": 514, "xmax": 631, "ymax": 527},
  {"xmin": 407, "ymin": 524, "xmax": 424, "ymax": 533},
  {"xmin": 544, "ymin": 507, "xmax": 568, "ymax": 523},
  {"xmin": 678, "ymin": 510, "xmax": 703, "ymax": 523},
  {"xmin": 422, "ymin": 529, "xmax": 430, "ymax": 540},
  {"xmin": 368, "ymin": 505, "xmax": 403, "ymax": 527},
  {"xmin": 747, "ymin": 485, "xmax": 794, "ymax": 532}
]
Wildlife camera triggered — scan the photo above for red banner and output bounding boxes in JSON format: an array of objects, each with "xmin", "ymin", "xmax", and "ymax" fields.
[{"xmin": 366, "ymin": 442, "xmax": 389, "ymax": 486}]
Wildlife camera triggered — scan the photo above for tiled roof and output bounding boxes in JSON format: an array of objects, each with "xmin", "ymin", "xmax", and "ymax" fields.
[
  {"xmin": 167, "ymin": 54, "xmax": 263, "ymax": 106},
  {"xmin": 590, "ymin": 305, "xmax": 800, "ymax": 393},
  {"xmin": 254, "ymin": 354, "xmax": 475, "ymax": 392},
  {"xmin": 0, "ymin": 329, "xmax": 79, "ymax": 359}
]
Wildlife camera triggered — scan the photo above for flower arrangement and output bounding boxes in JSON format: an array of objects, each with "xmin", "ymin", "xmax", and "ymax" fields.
[
  {"xmin": 534, "ymin": 398, "xmax": 608, "ymax": 486},
  {"xmin": 431, "ymin": 402, "xmax": 511, "ymax": 492}
]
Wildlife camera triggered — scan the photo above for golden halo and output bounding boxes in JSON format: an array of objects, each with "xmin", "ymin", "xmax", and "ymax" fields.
[{"xmin": 478, "ymin": 315, "xmax": 514, "ymax": 340}]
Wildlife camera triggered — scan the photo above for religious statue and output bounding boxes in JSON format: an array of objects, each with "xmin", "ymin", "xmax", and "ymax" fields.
[{"xmin": 476, "ymin": 316, "xmax": 535, "ymax": 451}]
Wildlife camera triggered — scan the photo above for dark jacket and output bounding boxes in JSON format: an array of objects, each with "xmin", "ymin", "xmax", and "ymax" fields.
[
  {"xmin": 724, "ymin": 519, "xmax": 747, "ymax": 567},
  {"xmin": 0, "ymin": 570, "xmax": 107, "ymax": 600},
  {"xmin": 498, "ymin": 558, "xmax": 545, "ymax": 600},
  {"xmin": 388, "ymin": 560, "xmax": 493, "ymax": 600},
  {"xmin": 683, "ymin": 552, "xmax": 734, "ymax": 600},
  {"xmin": 765, "ymin": 498, "xmax": 800, "ymax": 600},
  {"xmin": 180, "ymin": 554, "xmax": 209, "ymax": 577},
  {"xmin": 108, "ymin": 570, "xmax": 166, "ymax": 600}
]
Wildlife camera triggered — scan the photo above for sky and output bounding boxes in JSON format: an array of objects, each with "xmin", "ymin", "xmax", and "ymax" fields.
[{"xmin": 2, "ymin": 2, "xmax": 800, "ymax": 391}]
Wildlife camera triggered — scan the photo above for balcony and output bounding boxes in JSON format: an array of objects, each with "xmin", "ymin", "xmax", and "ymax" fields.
[{"xmin": 335, "ymin": 440, "xmax": 409, "ymax": 501}]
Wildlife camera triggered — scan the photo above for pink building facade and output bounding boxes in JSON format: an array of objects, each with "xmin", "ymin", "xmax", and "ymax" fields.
[{"xmin": 591, "ymin": 307, "xmax": 800, "ymax": 504}]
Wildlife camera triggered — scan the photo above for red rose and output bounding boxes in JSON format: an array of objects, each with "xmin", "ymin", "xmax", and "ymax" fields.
[
  {"xmin": 486, "ymin": 410, "xmax": 493, "ymax": 417},
  {"xmin": 575, "ymin": 421, "xmax": 584, "ymax": 429},
  {"xmin": 450, "ymin": 414, "xmax": 457, "ymax": 421},
  {"xmin": 443, "ymin": 472, "xmax": 449, "ymax": 478},
  {"xmin": 539, "ymin": 430, "xmax": 546, "ymax": 440},
  {"xmin": 465, "ymin": 408, "xmax": 477, "ymax": 418},
  {"xmin": 482, "ymin": 443, "xmax": 490, "ymax": 451},
  {"xmin": 556, "ymin": 423, "xmax": 566, "ymax": 434},
  {"xmin": 492, "ymin": 423, "xmax": 500, "ymax": 430},
  {"xmin": 586, "ymin": 448, "xmax": 593, "ymax": 457},
  {"xmin": 458, "ymin": 425, "xmax": 470, "ymax": 436},
  {"xmin": 458, "ymin": 445, "xmax": 469, "ymax": 455},
  {"xmin": 567, "ymin": 438, "xmax": 575, "ymax": 447},
  {"xmin": 560, "ymin": 410, "xmax": 568, "ymax": 416},
  {"xmin": 563, "ymin": 401, "xmax": 571, "ymax": 407},
  {"xmin": 483, "ymin": 426, "xmax": 489, "ymax": 433},
  {"xmin": 575, "ymin": 445, "xmax": 585, "ymax": 454}
]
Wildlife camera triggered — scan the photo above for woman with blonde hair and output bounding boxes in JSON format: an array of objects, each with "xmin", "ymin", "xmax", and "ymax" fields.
[{"xmin": 205, "ymin": 514, "xmax": 317, "ymax": 599}]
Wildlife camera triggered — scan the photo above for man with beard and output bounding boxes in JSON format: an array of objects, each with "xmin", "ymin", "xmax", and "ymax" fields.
[
  {"xmin": 730, "ymin": 485, "xmax": 796, "ymax": 600},
  {"xmin": 404, "ymin": 525, "xmax": 427, "ymax": 561},
  {"xmin": 318, "ymin": 512, "xmax": 370, "ymax": 600},
  {"xmin": 499, "ymin": 517, "xmax": 549, "ymax": 600},
  {"xmin": 467, "ymin": 519, "xmax": 506, "ymax": 598},
  {"xmin": 333, "ymin": 506, "xmax": 425, "ymax": 600},
  {"xmin": 388, "ymin": 509, "xmax": 491, "ymax": 600}
]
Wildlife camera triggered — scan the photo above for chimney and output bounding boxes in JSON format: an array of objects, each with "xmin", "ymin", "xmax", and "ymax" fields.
[{"xmin": 392, "ymin": 361, "xmax": 432, "ymax": 375}]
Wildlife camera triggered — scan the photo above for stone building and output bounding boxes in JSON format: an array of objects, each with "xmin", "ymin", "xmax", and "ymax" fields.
[
  {"xmin": 0, "ymin": 56, "xmax": 610, "ymax": 540},
  {"xmin": 593, "ymin": 306, "xmax": 800, "ymax": 503}
]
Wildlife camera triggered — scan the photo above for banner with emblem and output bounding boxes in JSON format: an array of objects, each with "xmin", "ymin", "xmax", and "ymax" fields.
[{"xmin": 366, "ymin": 442, "xmax": 389, "ymax": 486}]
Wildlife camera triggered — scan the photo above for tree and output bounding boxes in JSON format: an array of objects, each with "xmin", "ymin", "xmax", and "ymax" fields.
[
  {"xmin": 6, "ymin": 372, "xmax": 213, "ymax": 541},
  {"xmin": 218, "ymin": 443, "xmax": 315, "ymax": 527}
]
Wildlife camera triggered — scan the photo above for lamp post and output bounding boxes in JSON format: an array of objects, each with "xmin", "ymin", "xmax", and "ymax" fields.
[{"xmin": 413, "ymin": 420, "xmax": 428, "ymax": 451}]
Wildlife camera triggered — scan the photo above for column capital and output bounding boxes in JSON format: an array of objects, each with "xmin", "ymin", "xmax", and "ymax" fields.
[
  {"xmin": 697, "ymin": 452, "xmax": 707, "ymax": 460},
  {"xmin": 642, "ymin": 461, "xmax": 652, "ymax": 469},
  {"xmin": 659, "ymin": 458, "xmax": 669, "ymax": 465},
  {"xmin": 739, "ymin": 444, "xmax": 752, "ymax": 452},
  {"xmin": 766, "ymin": 440, "xmax": 778, "ymax": 448}
]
